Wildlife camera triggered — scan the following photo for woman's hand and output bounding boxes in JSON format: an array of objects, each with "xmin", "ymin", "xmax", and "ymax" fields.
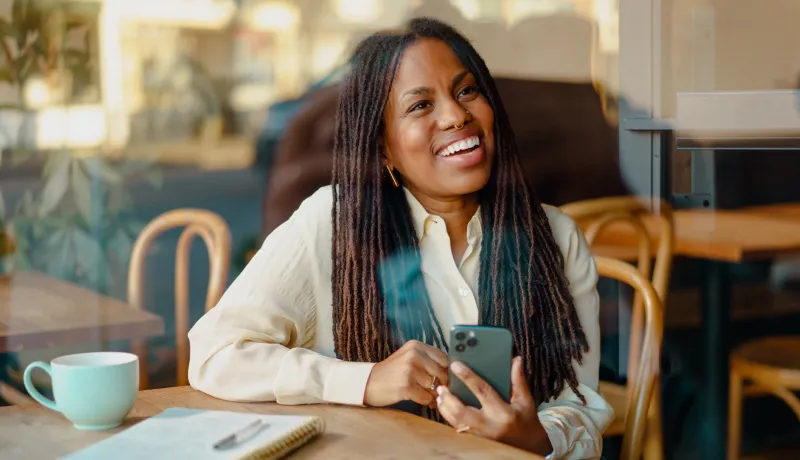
[
  {"xmin": 364, "ymin": 340, "xmax": 449, "ymax": 408},
  {"xmin": 436, "ymin": 356, "xmax": 553, "ymax": 455}
]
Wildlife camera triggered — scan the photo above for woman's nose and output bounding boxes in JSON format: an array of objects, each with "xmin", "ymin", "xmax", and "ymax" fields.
[{"xmin": 437, "ymin": 99, "xmax": 470, "ymax": 130}]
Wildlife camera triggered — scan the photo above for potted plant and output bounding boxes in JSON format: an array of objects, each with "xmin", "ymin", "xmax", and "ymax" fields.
[{"xmin": 0, "ymin": 211, "xmax": 15, "ymax": 279}]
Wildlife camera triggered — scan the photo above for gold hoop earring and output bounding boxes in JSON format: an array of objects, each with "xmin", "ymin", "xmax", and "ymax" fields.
[{"xmin": 385, "ymin": 165, "xmax": 399, "ymax": 187}]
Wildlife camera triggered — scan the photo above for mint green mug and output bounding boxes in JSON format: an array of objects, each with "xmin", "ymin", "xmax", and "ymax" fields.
[{"xmin": 23, "ymin": 352, "xmax": 139, "ymax": 430}]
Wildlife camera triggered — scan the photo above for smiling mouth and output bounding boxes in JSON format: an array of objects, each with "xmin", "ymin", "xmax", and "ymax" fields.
[{"xmin": 436, "ymin": 136, "xmax": 480, "ymax": 157}]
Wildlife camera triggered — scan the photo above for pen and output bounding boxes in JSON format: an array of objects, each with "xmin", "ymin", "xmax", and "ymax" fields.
[{"xmin": 213, "ymin": 419, "xmax": 268, "ymax": 450}]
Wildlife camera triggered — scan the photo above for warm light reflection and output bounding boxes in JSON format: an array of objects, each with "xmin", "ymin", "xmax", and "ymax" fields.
[
  {"xmin": 116, "ymin": 0, "xmax": 236, "ymax": 29},
  {"xmin": 333, "ymin": 0, "xmax": 382, "ymax": 23},
  {"xmin": 36, "ymin": 106, "xmax": 107, "ymax": 149},
  {"xmin": 249, "ymin": 2, "xmax": 300, "ymax": 31},
  {"xmin": 22, "ymin": 76, "xmax": 51, "ymax": 109}
]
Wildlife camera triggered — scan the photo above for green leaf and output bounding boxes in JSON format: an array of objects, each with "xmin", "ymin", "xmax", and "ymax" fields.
[
  {"xmin": 46, "ymin": 226, "xmax": 66, "ymax": 248},
  {"xmin": 71, "ymin": 227, "xmax": 103, "ymax": 285},
  {"xmin": 108, "ymin": 228, "xmax": 133, "ymax": 267},
  {"xmin": 45, "ymin": 228, "xmax": 72, "ymax": 279},
  {"xmin": 71, "ymin": 159, "xmax": 91, "ymax": 223},
  {"xmin": 82, "ymin": 157, "xmax": 122, "ymax": 184},
  {"xmin": 39, "ymin": 154, "xmax": 71, "ymax": 217},
  {"xmin": 14, "ymin": 189, "xmax": 35, "ymax": 217}
]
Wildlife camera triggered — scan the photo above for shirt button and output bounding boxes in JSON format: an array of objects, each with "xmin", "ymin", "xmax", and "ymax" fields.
[{"xmin": 458, "ymin": 285, "xmax": 471, "ymax": 297}]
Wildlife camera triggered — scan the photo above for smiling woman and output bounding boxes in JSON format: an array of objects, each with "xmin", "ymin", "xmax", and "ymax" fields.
[{"xmin": 188, "ymin": 17, "xmax": 613, "ymax": 459}]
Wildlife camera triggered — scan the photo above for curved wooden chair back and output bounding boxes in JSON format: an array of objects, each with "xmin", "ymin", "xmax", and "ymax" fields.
[
  {"xmin": 560, "ymin": 196, "xmax": 673, "ymax": 382},
  {"xmin": 595, "ymin": 256, "xmax": 664, "ymax": 460},
  {"xmin": 128, "ymin": 209, "xmax": 231, "ymax": 389}
]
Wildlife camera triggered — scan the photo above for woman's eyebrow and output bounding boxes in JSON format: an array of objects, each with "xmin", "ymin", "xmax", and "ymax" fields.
[{"xmin": 400, "ymin": 70, "xmax": 470, "ymax": 101}]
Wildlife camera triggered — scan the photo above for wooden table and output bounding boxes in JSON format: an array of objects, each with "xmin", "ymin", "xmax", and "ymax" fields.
[
  {"xmin": 0, "ymin": 386, "xmax": 539, "ymax": 459},
  {"xmin": 589, "ymin": 208, "xmax": 800, "ymax": 459},
  {"xmin": 742, "ymin": 202, "xmax": 800, "ymax": 220},
  {"xmin": 0, "ymin": 272, "xmax": 164, "ymax": 405},
  {"xmin": 0, "ymin": 272, "xmax": 163, "ymax": 353},
  {"xmin": 591, "ymin": 208, "xmax": 800, "ymax": 263}
]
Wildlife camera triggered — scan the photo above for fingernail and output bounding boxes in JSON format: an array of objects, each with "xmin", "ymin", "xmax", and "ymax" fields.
[
  {"xmin": 436, "ymin": 396, "xmax": 442, "ymax": 406},
  {"xmin": 451, "ymin": 361, "xmax": 467, "ymax": 375},
  {"xmin": 436, "ymin": 386, "xmax": 444, "ymax": 396}
]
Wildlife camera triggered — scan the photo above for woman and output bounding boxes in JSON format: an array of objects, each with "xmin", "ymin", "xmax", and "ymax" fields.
[{"xmin": 189, "ymin": 18, "xmax": 613, "ymax": 458}]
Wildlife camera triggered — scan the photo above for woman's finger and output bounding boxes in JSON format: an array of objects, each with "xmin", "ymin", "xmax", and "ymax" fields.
[
  {"xmin": 413, "ymin": 353, "xmax": 449, "ymax": 388},
  {"xmin": 436, "ymin": 386, "xmax": 485, "ymax": 433},
  {"xmin": 409, "ymin": 365, "xmax": 443, "ymax": 404},
  {"xmin": 406, "ymin": 383, "xmax": 436, "ymax": 407},
  {"xmin": 510, "ymin": 356, "xmax": 534, "ymax": 407},
  {"xmin": 420, "ymin": 344, "xmax": 449, "ymax": 369},
  {"xmin": 450, "ymin": 361, "xmax": 505, "ymax": 408}
]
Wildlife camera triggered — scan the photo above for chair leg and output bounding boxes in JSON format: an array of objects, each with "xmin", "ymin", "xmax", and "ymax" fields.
[
  {"xmin": 0, "ymin": 382, "xmax": 34, "ymax": 405},
  {"xmin": 727, "ymin": 367, "xmax": 743, "ymax": 460},
  {"xmin": 643, "ymin": 379, "xmax": 664, "ymax": 460}
]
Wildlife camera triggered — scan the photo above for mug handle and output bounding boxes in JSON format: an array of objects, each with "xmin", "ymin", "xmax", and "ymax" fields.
[{"xmin": 23, "ymin": 361, "xmax": 58, "ymax": 411}]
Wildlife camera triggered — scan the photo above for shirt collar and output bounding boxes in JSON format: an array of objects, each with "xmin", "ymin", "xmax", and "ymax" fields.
[{"xmin": 402, "ymin": 187, "xmax": 482, "ymax": 243}]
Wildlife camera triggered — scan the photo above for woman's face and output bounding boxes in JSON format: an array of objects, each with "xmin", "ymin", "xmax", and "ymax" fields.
[{"xmin": 383, "ymin": 39, "xmax": 495, "ymax": 200}]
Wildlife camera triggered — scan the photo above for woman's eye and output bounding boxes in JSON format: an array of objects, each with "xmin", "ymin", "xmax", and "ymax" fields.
[
  {"xmin": 458, "ymin": 85, "xmax": 479, "ymax": 99},
  {"xmin": 409, "ymin": 101, "xmax": 432, "ymax": 112}
]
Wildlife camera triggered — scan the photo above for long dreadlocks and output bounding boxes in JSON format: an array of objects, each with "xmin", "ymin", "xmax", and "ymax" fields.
[{"xmin": 331, "ymin": 17, "xmax": 589, "ymax": 412}]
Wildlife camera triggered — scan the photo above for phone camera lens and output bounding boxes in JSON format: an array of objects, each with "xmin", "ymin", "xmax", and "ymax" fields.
[
  {"xmin": 455, "ymin": 344, "xmax": 466, "ymax": 352},
  {"xmin": 455, "ymin": 331, "xmax": 466, "ymax": 341},
  {"xmin": 466, "ymin": 338, "xmax": 478, "ymax": 347}
]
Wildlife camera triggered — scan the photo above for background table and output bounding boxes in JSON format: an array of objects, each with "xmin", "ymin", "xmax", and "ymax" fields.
[
  {"xmin": 0, "ymin": 386, "xmax": 539, "ymax": 459},
  {"xmin": 588, "ymin": 208, "xmax": 800, "ymax": 459},
  {"xmin": 0, "ymin": 272, "xmax": 164, "ymax": 405},
  {"xmin": 0, "ymin": 272, "xmax": 163, "ymax": 352}
]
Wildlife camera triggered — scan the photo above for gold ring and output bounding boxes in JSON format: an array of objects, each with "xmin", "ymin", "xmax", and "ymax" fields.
[
  {"xmin": 430, "ymin": 376, "xmax": 438, "ymax": 390},
  {"xmin": 454, "ymin": 123, "xmax": 464, "ymax": 129},
  {"xmin": 456, "ymin": 425, "xmax": 471, "ymax": 433}
]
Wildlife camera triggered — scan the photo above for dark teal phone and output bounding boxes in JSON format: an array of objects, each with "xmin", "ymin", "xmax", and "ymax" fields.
[{"xmin": 448, "ymin": 325, "xmax": 513, "ymax": 408}]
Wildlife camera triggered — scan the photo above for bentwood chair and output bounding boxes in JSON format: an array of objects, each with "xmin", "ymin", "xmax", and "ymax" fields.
[
  {"xmin": 728, "ymin": 336, "xmax": 800, "ymax": 459},
  {"xmin": 595, "ymin": 256, "xmax": 664, "ymax": 460},
  {"xmin": 128, "ymin": 209, "xmax": 231, "ymax": 389},
  {"xmin": 561, "ymin": 196, "xmax": 674, "ymax": 460}
]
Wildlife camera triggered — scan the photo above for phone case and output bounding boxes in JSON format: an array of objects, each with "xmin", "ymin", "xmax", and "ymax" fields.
[{"xmin": 448, "ymin": 325, "xmax": 512, "ymax": 408}]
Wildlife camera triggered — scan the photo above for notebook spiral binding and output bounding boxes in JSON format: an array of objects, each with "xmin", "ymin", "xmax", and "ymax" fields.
[{"xmin": 239, "ymin": 416, "xmax": 325, "ymax": 460}]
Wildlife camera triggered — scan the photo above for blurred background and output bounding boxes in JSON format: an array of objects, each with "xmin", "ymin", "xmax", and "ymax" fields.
[{"xmin": 2, "ymin": 1, "xmax": 800, "ymax": 459}]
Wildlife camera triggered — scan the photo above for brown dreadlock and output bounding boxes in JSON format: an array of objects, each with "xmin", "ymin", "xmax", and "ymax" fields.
[{"xmin": 331, "ymin": 18, "xmax": 590, "ymax": 414}]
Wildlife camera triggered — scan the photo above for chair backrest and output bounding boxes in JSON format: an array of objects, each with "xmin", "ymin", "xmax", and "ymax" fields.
[
  {"xmin": 595, "ymin": 256, "xmax": 664, "ymax": 460},
  {"xmin": 560, "ymin": 196, "xmax": 674, "ymax": 383},
  {"xmin": 128, "ymin": 209, "xmax": 231, "ymax": 389}
]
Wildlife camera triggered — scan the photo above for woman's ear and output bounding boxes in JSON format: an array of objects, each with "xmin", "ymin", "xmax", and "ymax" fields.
[{"xmin": 382, "ymin": 144, "xmax": 395, "ymax": 170}]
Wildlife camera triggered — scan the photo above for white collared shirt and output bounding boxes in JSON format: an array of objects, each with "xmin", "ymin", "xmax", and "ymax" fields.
[{"xmin": 188, "ymin": 186, "xmax": 614, "ymax": 459}]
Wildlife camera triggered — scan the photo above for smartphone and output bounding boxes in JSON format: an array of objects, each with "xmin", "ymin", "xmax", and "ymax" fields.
[{"xmin": 448, "ymin": 325, "xmax": 513, "ymax": 408}]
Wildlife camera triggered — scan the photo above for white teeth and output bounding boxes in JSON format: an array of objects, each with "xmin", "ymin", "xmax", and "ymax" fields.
[{"xmin": 438, "ymin": 136, "xmax": 479, "ymax": 157}]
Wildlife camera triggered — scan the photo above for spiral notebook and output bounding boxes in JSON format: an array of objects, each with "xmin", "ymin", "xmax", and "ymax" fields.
[{"xmin": 63, "ymin": 408, "xmax": 325, "ymax": 460}]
